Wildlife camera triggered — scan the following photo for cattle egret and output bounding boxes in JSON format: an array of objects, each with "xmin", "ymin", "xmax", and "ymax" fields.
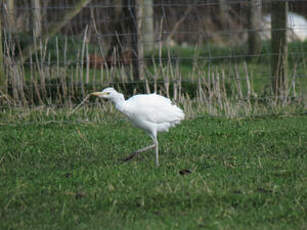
[{"xmin": 91, "ymin": 87, "xmax": 184, "ymax": 166}]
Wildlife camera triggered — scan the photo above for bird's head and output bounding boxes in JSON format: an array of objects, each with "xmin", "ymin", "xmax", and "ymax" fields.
[{"xmin": 91, "ymin": 88, "xmax": 124, "ymax": 102}]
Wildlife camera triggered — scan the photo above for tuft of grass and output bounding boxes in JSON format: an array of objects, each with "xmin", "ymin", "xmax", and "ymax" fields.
[{"xmin": 0, "ymin": 114, "xmax": 306, "ymax": 229}]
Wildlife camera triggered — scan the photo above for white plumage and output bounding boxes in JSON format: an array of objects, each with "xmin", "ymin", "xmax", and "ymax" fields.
[{"xmin": 91, "ymin": 87, "xmax": 184, "ymax": 166}]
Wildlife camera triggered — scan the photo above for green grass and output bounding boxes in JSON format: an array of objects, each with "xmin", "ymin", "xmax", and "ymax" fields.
[{"xmin": 1, "ymin": 114, "xmax": 306, "ymax": 229}]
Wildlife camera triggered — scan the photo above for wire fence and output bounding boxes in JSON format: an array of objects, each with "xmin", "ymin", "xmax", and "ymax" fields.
[{"xmin": 0, "ymin": 0, "xmax": 306, "ymax": 115}]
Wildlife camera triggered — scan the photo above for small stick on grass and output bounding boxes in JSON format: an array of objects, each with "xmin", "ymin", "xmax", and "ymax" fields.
[{"xmin": 69, "ymin": 94, "xmax": 91, "ymax": 116}]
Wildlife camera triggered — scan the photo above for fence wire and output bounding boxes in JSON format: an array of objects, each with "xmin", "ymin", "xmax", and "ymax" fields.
[{"xmin": 0, "ymin": 0, "xmax": 306, "ymax": 111}]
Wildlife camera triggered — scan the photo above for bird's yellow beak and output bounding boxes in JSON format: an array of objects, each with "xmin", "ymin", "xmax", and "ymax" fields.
[{"xmin": 91, "ymin": 92, "xmax": 105, "ymax": 97}]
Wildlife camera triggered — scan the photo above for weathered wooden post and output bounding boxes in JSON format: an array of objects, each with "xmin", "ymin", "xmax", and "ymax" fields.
[
  {"xmin": 128, "ymin": 0, "xmax": 144, "ymax": 80},
  {"xmin": 271, "ymin": 1, "xmax": 288, "ymax": 103},
  {"xmin": 143, "ymin": 0, "xmax": 154, "ymax": 52},
  {"xmin": 248, "ymin": 0, "xmax": 262, "ymax": 58},
  {"xmin": 0, "ymin": 12, "xmax": 5, "ymax": 94}
]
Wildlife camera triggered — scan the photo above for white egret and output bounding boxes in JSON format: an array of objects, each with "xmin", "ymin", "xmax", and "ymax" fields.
[{"xmin": 91, "ymin": 87, "xmax": 184, "ymax": 166}]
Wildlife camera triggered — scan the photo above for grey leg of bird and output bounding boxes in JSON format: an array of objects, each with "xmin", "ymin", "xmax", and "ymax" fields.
[
  {"xmin": 155, "ymin": 139, "xmax": 159, "ymax": 167},
  {"xmin": 122, "ymin": 144, "xmax": 156, "ymax": 162}
]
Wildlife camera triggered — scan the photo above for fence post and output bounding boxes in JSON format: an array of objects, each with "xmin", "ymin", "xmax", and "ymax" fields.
[
  {"xmin": 271, "ymin": 1, "xmax": 288, "ymax": 103},
  {"xmin": 31, "ymin": 0, "xmax": 42, "ymax": 38},
  {"xmin": 143, "ymin": 0, "xmax": 154, "ymax": 52},
  {"xmin": 248, "ymin": 0, "xmax": 262, "ymax": 58},
  {"xmin": 7, "ymin": 0, "xmax": 16, "ymax": 34},
  {"xmin": 0, "ymin": 13, "xmax": 5, "ymax": 93},
  {"xmin": 128, "ymin": 0, "xmax": 144, "ymax": 80},
  {"xmin": 136, "ymin": 0, "xmax": 144, "ymax": 80}
]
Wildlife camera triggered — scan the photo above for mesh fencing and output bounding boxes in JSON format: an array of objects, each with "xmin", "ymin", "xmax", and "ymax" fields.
[{"xmin": 0, "ymin": 0, "xmax": 306, "ymax": 112}]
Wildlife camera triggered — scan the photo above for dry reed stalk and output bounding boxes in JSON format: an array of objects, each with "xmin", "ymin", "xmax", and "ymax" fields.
[
  {"xmin": 52, "ymin": 37, "xmax": 63, "ymax": 103},
  {"xmin": 145, "ymin": 79, "xmax": 150, "ymax": 94},
  {"xmin": 11, "ymin": 64, "xmax": 27, "ymax": 105},
  {"xmin": 174, "ymin": 63, "xmax": 180, "ymax": 101},
  {"xmin": 209, "ymin": 70, "xmax": 215, "ymax": 114},
  {"xmin": 121, "ymin": 66, "xmax": 128, "ymax": 83},
  {"xmin": 3, "ymin": 30, "xmax": 24, "ymax": 105},
  {"xmin": 133, "ymin": 88, "xmax": 137, "ymax": 96},
  {"xmin": 46, "ymin": 53, "xmax": 52, "ymax": 99},
  {"xmin": 56, "ymin": 38, "xmax": 67, "ymax": 104},
  {"xmin": 221, "ymin": 69, "xmax": 227, "ymax": 99},
  {"xmin": 158, "ymin": 17, "xmax": 164, "ymax": 70},
  {"xmin": 18, "ymin": 67, "xmax": 27, "ymax": 105},
  {"xmin": 164, "ymin": 72, "xmax": 170, "ymax": 98},
  {"xmin": 151, "ymin": 55, "xmax": 158, "ymax": 93},
  {"xmin": 70, "ymin": 68, "xmax": 75, "ymax": 102},
  {"xmin": 154, "ymin": 77, "xmax": 158, "ymax": 94},
  {"xmin": 197, "ymin": 77, "xmax": 203, "ymax": 103},
  {"xmin": 244, "ymin": 62, "xmax": 251, "ymax": 102},
  {"xmin": 128, "ymin": 65, "xmax": 134, "ymax": 83},
  {"xmin": 36, "ymin": 38, "xmax": 47, "ymax": 99},
  {"xmin": 29, "ymin": 53, "xmax": 42, "ymax": 104},
  {"xmin": 221, "ymin": 70, "xmax": 230, "ymax": 115},
  {"xmin": 34, "ymin": 72, "xmax": 43, "ymax": 105},
  {"xmin": 178, "ymin": 74, "xmax": 182, "ymax": 103},
  {"xmin": 64, "ymin": 36, "xmax": 68, "ymax": 67},
  {"xmin": 182, "ymin": 94, "xmax": 193, "ymax": 118},
  {"xmin": 192, "ymin": 44, "xmax": 200, "ymax": 75},
  {"xmin": 173, "ymin": 65, "xmax": 181, "ymax": 101},
  {"xmin": 291, "ymin": 64, "xmax": 297, "ymax": 98},
  {"xmin": 62, "ymin": 68, "xmax": 68, "ymax": 104},
  {"xmin": 173, "ymin": 80, "xmax": 178, "ymax": 101},
  {"xmin": 29, "ymin": 56, "xmax": 35, "ymax": 104},
  {"xmin": 215, "ymin": 70, "xmax": 222, "ymax": 110},
  {"xmin": 85, "ymin": 44, "xmax": 90, "ymax": 84},
  {"xmin": 207, "ymin": 70, "xmax": 212, "ymax": 108},
  {"xmin": 105, "ymin": 60, "xmax": 111, "ymax": 85},
  {"xmin": 100, "ymin": 63, "xmax": 104, "ymax": 86},
  {"xmin": 234, "ymin": 65, "xmax": 243, "ymax": 100},
  {"xmin": 5, "ymin": 57, "xmax": 18, "ymax": 103},
  {"xmin": 61, "ymin": 70, "xmax": 68, "ymax": 104},
  {"xmin": 92, "ymin": 59, "xmax": 97, "ymax": 91},
  {"xmin": 80, "ymin": 26, "xmax": 89, "ymax": 97},
  {"xmin": 201, "ymin": 72, "xmax": 209, "ymax": 105}
]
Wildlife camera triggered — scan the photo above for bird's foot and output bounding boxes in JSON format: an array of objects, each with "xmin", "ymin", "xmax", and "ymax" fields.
[
  {"xmin": 122, "ymin": 152, "xmax": 139, "ymax": 162},
  {"xmin": 121, "ymin": 144, "xmax": 156, "ymax": 163}
]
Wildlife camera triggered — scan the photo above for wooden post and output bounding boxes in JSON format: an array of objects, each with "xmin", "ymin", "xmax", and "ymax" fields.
[
  {"xmin": 271, "ymin": 1, "xmax": 288, "ymax": 103},
  {"xmin": 218, "ymin": 0, "xmax": 229, "ymax": 29},
  {"xmin": 248, "ymin": 0, "xmax": 262, "ymax": 58},
  {"xmin": 0, "ymin": 13, "xmax": 5, "ymax": 93},
  {"xmin": 31, "ymin": 0, "xmax": 42, "ymax": 37},
  {"xmin": 136, "ymin": 0, "xmax": 144, "ymax": 80},
  {"xmin": 7, "ymin": 0, "xmax": 16, "ymax": 34},
  {"xmin": 128, "ymin": 0, "xmax": 144, "ymax": 80},
  {"xmin": 143, "ymin": 0, "xmax": 154, "ymax": 52}
]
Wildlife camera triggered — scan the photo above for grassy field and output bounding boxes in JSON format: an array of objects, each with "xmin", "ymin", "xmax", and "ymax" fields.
[
  {"xmin": 1, "ymin": 113, "xmax": 306, "ymax": 229},
  {"xmin": 2, "ymin": 22, "xmax": 306, "ymax": 230}
]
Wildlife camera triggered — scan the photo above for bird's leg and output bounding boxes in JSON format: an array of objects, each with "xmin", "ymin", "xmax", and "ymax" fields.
[
  {"xmin": 154, "ymin": 139, "xmax": 159, "ymax": 167},
  {"xmin": 122, "ymin": 144, "xmax": 156, "ymax": 162}
]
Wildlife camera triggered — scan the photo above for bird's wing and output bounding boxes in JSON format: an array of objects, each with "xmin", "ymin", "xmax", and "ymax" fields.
[{"xmin": 125, "ymin": 94, "xmax": 184, "ymax": 124}]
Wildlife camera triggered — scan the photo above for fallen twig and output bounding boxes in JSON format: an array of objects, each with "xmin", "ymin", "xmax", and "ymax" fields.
[{"xmin": 69, "ymin": 94, "xmax": 91, "ymax": 116}]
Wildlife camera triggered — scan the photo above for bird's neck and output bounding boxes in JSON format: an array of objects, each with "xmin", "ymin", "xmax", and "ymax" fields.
[{"xmin": 111, "ymin": 94, "xmax": 126, "ymax": 113}]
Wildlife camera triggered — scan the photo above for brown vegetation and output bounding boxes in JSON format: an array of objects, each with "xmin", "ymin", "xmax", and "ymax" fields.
[{"xmin": 88, "ymin": 50, "xmax": 133, "ymax": 69}]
